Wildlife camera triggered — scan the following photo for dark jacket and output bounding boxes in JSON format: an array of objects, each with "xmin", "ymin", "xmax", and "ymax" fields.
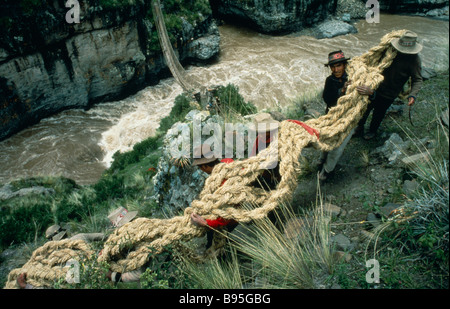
[
  {"xmin": 376, "ymin": 53, "xmax": 423, "ymax": 101},
  {"xmin": 322, "ymin": 72, "xmax": 348, "ymax": 114}
]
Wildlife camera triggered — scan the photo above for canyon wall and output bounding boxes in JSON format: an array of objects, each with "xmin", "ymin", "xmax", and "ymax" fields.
[{"xmin": 0, "ymin": 0, "xmax": 219, "ymax": 140}]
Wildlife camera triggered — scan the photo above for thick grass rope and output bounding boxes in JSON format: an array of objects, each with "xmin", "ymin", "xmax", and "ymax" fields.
[{"xmin": 4, "ymin": 29, "xmax": 407, "ymax": 288}]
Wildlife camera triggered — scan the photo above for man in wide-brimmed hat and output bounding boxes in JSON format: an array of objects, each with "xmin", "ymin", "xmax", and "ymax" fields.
[
  {"xmin": 191, "ymin": 143, "xmax": 222, "ymax": 174},
  {"xmin": 190, "ymin": 143, "xmax": 238, "ymax": 250},
  {"xmin": 356, "ymin": 30, "xmax": 423, "ymax": 140},
  {"xmin": 319, "ymin": 50, "xmax": 367, "ymax": 181},
  {"xmin": 323, "ymin": 50, "xmax": 352, "ymax": 113}
]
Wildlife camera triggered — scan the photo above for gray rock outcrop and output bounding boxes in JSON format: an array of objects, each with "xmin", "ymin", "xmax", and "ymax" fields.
[
  {"xmin": 210, "ymin": 0, "xmax": 337, "ymax": 34},
  {"xmin": 0, "ymin": 183, "xmax": 55, "ymax": 200},
  {"xmin": 152, "ymin": 110, "xmax": 224, "ymax": 214},
  {"xmin": 379, "ymin": 0, "xmax": 448, "ymax": 14},
  {"xmin": 211, "ymin": 0, "xmax": 449, "ymax": 34}
]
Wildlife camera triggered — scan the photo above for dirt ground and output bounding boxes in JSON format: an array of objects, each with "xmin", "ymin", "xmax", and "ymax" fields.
[
  {"xmin": 289, "ymin": 95, "xmax": 443, "ymax": 260},
  {"xmin": 294, "ymin": 131, "xmax": 405, "ymax": 231}
]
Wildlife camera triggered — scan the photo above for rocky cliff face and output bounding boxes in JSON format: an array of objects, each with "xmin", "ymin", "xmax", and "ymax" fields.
[
  {"xmin": 210, "ymin": 0, "xmax": 337, "ymax": 34},
  {"xmin": 211, "ymin": 0, "xmax": 448, "ymax": 35},
  {"xmin": 0, "ymin": 0, "xmax": 219, "ymax": 141},
  {"xmin": 378, "ymin": 0, "xmax": 448, "ymax": 13}
]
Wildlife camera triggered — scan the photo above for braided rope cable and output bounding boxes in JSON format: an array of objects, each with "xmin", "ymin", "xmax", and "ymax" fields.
[{"xmin": 4, "ymin": 30, "xmax": 406, "ymax": 288}]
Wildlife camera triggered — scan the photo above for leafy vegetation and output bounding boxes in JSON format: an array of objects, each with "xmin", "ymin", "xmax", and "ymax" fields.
[
  {"xmin": 99, "ymin": 0, "xmax": 141, "ymax": 10},
  {"xmin": 214, "ymin": 84, "xmax": 258, "ymax": 117},
  {"xmin": 146, "ymin": 0, "xmax": 212, "ymax": 53},
  {"xmin": 157, "ymin": 93, "xmax": 198, "ymax": 133}
]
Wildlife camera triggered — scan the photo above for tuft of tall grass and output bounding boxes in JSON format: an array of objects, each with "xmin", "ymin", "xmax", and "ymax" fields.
[
  {"xmin": 233, "ymin": 200, "xmax": 334, "ymax": 288},
  {"xmin": 282, "ymin": 88, "xmax": 323, "ymax": 120},
  {"xmin": 360, "ymin": 149, "xmax": 370, "ymax": 167},
  {"xmin": 180, "ymin": 189, "xmax": 336, "ymax": 289},
  {"xmin": 213, "ymin": 84, "xmax": 258, "ymax": 122},
  {"xmin": 364, "ymin": 97, "xmax": 449, "ymax": 268},
  {"xmin": 180, "ymin": 246, "xmax": 244, "ymax": 289}
]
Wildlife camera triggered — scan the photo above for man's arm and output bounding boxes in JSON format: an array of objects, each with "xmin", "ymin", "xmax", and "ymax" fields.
[
  {"xmin": 322, "ymin": 77, "xmax": 337, "ymax": 108},
  {"xmin": 407, "ymin": 55, "xmax": 423, "ymax": 106}
]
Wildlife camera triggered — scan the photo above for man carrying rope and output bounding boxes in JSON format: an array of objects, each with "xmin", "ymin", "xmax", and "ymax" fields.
[
  {"xmin": 319, "ymin": 50, "xmax": 374, "ymax": 181},
  {"xmin": 190, "ymin": 144, "xmax": 239, "ymax": 250},
  {"xmin": 355, "ymin": 30, "xmax": 423, "ymax": 140}
]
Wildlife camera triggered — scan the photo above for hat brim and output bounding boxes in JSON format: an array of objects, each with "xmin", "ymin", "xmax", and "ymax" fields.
[
  {"xmin": 391, "ymin": 38, "xmax": 423, "ymax": 54},
  {"xmin": 192, "ymin": 156, "xmax": 218, "ymax": 166},
  {"xmin": 116, "ymin": 211, "xmax": 138, "ymax": 227},
  {"xmin": 324, "ymin": 58, "xmax": 351, "ymax": 67},
  {"xmin": 248, "ymin": 126, "xmax": 279, "ymax": 134},
  {"xmin": 52, "ymin": 231, "xmax": 67, "ymax": 241}
]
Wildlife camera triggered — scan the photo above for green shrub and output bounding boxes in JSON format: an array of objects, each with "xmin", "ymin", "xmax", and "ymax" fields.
[
  {"xmin": 215, "ymin": 84, "xmax": 258, "ymax": 116},
  {"xmin": 158, "ymin": 94, "xmax": 196, "ymax": 133},
  {"xmin": 109, "ymin": 135, "xmax": 162, "ymax": 172},
  {"xmin": 93, "ymin": 174, "xmax": 128, "ymax": 202},
  {"xmin": 141, "ymin": 245, "xmax": 190, "ymax": 289},
  {"xmin": 146, "ymin": 0, "xmax": 212, "ymax": 53},
  {"xmin": 53, "ymin": 188, "xmax": 97, "ymax": 223},
  {"xmin": 8, "ymin": 176, "xmax": 78, "ymax": 194},
  {"xmin": 0, "ymin": 202, "xmax": 53, "ymax": 248}
]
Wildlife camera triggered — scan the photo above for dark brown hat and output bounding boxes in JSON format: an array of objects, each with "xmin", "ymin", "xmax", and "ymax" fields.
[
  {"xmin": 325, "ymin": 50, "xmax": 351, "ymax": 67},
  {"xmin": 192, "ymin": 144, "xmax": 219, "ymax": 166}
]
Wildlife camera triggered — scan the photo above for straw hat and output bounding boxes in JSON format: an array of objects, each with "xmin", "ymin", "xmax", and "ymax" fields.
[
  {"xmin": 391, "ymin": 31, "xmax": 422, "ymax": 54},
  {"xmin": 108, "ymin": 207, "xmax": 138, "ymax": 227},
  {"xmin": 250, "ymin": 113, "xmax": 280, "ymax": 133},
  {"xmin": 192, "ymin": 144, "xmax": 219, "ymax": 166},
  {"xmin": 45, "ymin": 224, "xmax": 67, "ymax": 241}
]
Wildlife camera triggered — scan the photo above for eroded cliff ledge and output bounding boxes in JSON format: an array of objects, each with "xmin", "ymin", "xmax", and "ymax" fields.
[{"xmin": 0, "ymin": 0, "xmax": 219, "ymax": 141}]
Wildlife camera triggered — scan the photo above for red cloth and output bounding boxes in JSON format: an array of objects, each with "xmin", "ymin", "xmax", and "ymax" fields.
[
  {"xmin": 206, "ymin": 217, "xmax": 235, "ymax": 229},
  {"xmin": 220, "ymin": 158, "xmax": 234, "ymax": 164},
  {"xmin": 286, "ymin": 119, "xmax": 320, "ymax": 140}
]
